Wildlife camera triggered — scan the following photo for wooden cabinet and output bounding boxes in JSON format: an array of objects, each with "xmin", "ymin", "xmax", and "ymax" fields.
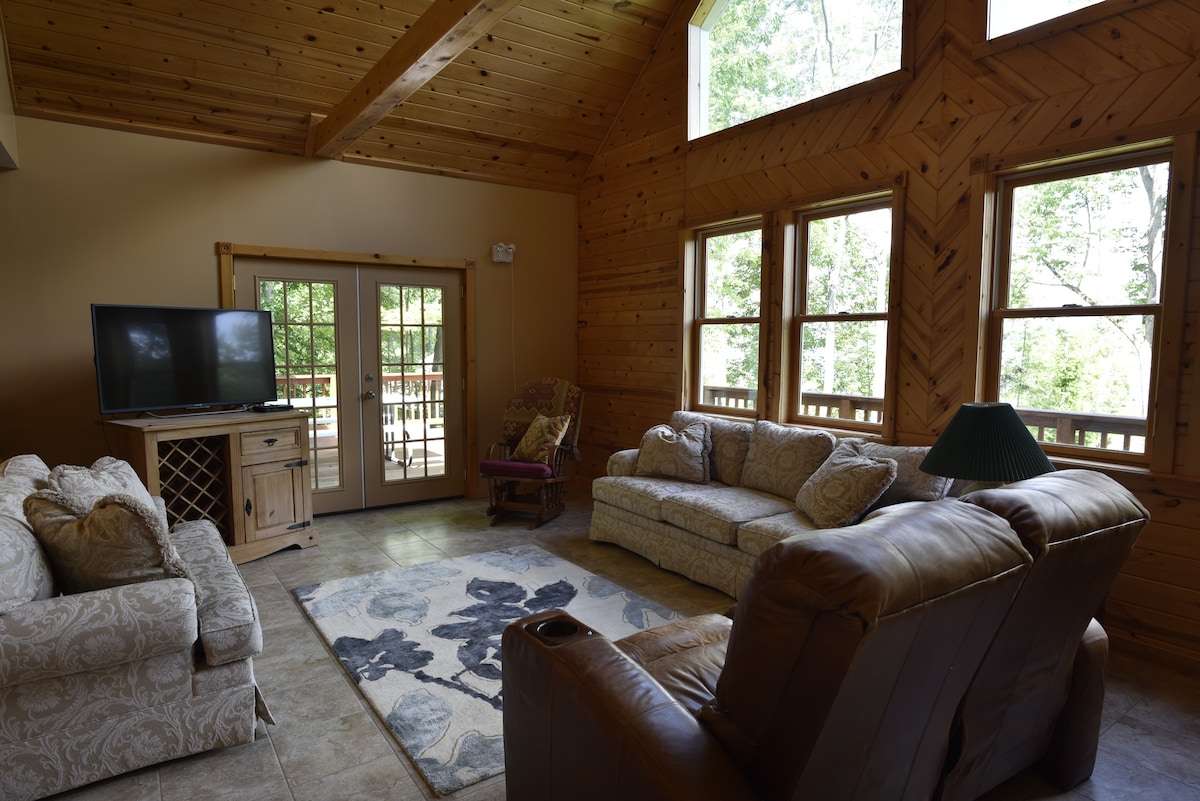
[{"xmin": 106, "ymin": 411, "xmax": 318, "ymax": 563}]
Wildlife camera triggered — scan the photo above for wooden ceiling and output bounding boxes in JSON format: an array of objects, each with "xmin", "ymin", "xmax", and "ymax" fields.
[{"xmin": 0, "ymin": 0, "xmax": 679, "ymax": 192}]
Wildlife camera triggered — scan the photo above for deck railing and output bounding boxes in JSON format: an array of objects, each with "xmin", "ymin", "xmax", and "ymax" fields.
[
  {"xmin": 701, "ymin": 386, "xmax": 1145, "ymax": 452},
  {"xmin": 703, "ymin": 385, "xmax": 758, "ymax": 409}
]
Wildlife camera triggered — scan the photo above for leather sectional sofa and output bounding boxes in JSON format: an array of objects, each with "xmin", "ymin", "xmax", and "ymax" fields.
[{"xmin": 507, "ymin": 467, "xmax": 1149, "ymax": 801}]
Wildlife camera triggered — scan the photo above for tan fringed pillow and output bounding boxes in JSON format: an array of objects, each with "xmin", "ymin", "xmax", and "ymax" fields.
[
  {"xmin": 635, "ymin": 422, "xmax": 711, "ymax": 483},
  {"xmin": 512, "ymin": 414, "xmax": 571, "ymax": 464},
  {"xmin": 796, "ymin": 440, "xmax": 898, "ymax": 528},
  {"xmin": 22, "ymin": 457, "xmax": 194, "ymax": 595}
]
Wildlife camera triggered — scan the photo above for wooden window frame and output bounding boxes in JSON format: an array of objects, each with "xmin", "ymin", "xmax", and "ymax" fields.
[
  {"xmin": 687, "ymin": 218, "xmax": 767, "ymax": 419},
  {"xmin": 786, "ymin": 192, "xmax": 902, "ymax": 437},
  {"xmin": 981, "ymin": 143, "xmax": 1186, "ymax": 469},
  {"xmin": 970, "ymin": 0, "xmax": 1167, "ymax": 59}
]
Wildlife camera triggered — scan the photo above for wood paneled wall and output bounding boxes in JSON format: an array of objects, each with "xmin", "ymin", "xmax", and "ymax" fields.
[{"xmin": 576, "ymin": 0, "xmax": 1200, "ymax": 667}]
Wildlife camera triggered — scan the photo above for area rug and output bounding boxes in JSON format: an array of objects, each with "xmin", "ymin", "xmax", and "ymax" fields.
[{"xmin": 292, "ymin": 544, "xmax": 682, "ymax": 795}]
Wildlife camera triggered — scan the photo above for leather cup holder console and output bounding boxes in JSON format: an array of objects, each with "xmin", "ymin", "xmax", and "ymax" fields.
[{"xmin": 526, "ymin": 615, "xmax": 594, "ymax": 646}]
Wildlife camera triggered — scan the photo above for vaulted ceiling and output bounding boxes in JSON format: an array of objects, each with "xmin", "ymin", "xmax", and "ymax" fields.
[{"xmin": 0, "ymin": 0, "xmax": 679, "ymax": 192}]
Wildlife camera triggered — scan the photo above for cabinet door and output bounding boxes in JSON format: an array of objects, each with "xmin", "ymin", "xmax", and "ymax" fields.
[{"xmin": 242, "ymin": 460, "xmax": 308, "ymax": 542}]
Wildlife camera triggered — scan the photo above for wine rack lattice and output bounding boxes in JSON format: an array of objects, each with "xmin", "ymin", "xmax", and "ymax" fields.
[{"xmin": 157, "ymin": 436, "xmax": 231, "ymax": 543}]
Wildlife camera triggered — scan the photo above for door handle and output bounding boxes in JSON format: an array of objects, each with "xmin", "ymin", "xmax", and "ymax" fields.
[{"xmin": 363, "ymin": 390, "xmax": 377, "ymax": 400}]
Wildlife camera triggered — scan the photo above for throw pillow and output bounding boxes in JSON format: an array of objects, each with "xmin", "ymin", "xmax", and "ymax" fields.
[
  {"xmin": 47, "ymin": 456, "xmax": 167, "ymax": 528},
  {"xmin": 635, "ymin": 421, "xmax": 711, "ymax": 483},
  {"xmin": 796, "ymin": 440, "xmax": 898, "ymax": 528},
  {"xmin": 670, "ymin": 411, "xmax": 752, "ymax": 486},
  {"xmin": 0, "ymin": 455, "xmax": 55, "ymax": 614},
  {"xmin": 511, "ymin": 414, "xmax": 571, "ymax": 464},
  {"xmin": 741, "ymin": 420, "xmax": 836, "ymax": 500},
  {"xmin": 853, "ymin": 440, "xmax": 954, "ymax": 510},
  {"xmin": 22, "ymin": 457, "xmax": 194, "ymax": 595}
]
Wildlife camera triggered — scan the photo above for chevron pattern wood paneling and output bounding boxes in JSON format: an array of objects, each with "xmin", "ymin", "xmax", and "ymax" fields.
[{"xmin": 577, "ymin": 0, "xmax": 1200, "ymax": 666}]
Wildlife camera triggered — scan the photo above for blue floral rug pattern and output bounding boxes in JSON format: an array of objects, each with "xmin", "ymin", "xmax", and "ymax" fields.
[{"xmin": 293, "ymin": 544, "xmax": 681, "ymax": 795}]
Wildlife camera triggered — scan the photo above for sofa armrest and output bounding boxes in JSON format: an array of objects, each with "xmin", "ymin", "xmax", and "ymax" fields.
[
  {"xmin": 502, "ymin": 610, "xmax": 756, "ymax": 801},
  {"xmin": 606, "ymin": 448, "xmax": 640, "ymax": 476},
  {"xmin": 1042, "ymin": 617, "xmax": 1108, "ymax": 789},
  {"xmin": 170, "ymin": 519, "xmax": 263, "ymax": 666},
  {"xmin": 0, "ymin": 578, "xmax": 197, "ymax": 687}
]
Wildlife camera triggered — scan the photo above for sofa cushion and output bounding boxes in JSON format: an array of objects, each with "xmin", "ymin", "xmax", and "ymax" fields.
[
  {"xmin": 795, "ymin": 440, "xmax": 898, "ymax": 528},
  {"xmin": 852, "ymin": 440, "xmax": 953, "ymax": 510},
  {"xmin": 23, "ymin": 457, "xmax": 195, "ymax": 595},
  {"xmin": 592, "ymin": 475, "xmax": 717, "ymax": 521},
  {"xmin": 670, "ymin": 412, "xmax": 753, "ymax": 487},
  {"xmin": 662, "ymin": 487, "xmax": 796, "ymax": 546},
  {"xmin": 636, "ymin": 422, "xmax": 711, "ymax": 483},
  {"xmin": 0, "ymin": 455, "xmax": 55, "ymax": 614},
  {"xmin": 740, "ymin": 421, "xmax": 835, "ymax": 500},
  {"xmin": 737, "ymin": 510, "xmax": 820, "ymax": 558}
]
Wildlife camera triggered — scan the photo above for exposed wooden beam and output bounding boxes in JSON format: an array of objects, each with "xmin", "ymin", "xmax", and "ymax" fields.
[{"xmin": 311, "ymin": 0, "xmax": 522, "ymax": 159}]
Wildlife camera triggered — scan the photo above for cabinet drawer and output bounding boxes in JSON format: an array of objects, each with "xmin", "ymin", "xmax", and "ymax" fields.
[{"xmin": 240, "ymin": 427, "xmax": 302, "ymax": 460}]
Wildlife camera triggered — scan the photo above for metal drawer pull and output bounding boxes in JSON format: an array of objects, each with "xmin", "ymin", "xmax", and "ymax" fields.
[{"xmin": 263, "ymin": 437, "xmax": 279, "ymax": 446}]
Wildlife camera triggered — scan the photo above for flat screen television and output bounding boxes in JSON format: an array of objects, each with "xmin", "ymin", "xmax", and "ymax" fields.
[{"xmin": 92, "ymin": 304, "xmax": 278, "ymax": 414}]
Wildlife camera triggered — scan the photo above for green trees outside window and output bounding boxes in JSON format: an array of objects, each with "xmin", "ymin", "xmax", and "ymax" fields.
[
  {"xmin": 696, "ymin": 224, "xmax": 763, "ymax": 410},
  {"xmin": 992, "ymin": 153, "xmax": 1170, "ymax": 454},
  {"xmin": 691, "ymin": 0, "xmax": 902, "ymax": 138},
  {"xmin": 797, "ymin": 204, "xmax": 891, "ymax": 423}
]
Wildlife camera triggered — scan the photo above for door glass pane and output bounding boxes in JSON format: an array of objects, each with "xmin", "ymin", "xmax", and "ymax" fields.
[
  {"xmin": 261, "ymin": 280, "xmax": 342, "ymax": 490},
  {"xmin": 998, "ymin": 315, "xmax": 1151, "ymax": 453},
  {"xmin": 379, "ymin": 283, "xmax": 446, "ymax": 482},
  {"xmin": 798, "ymin": 319, "xmax": 887, "ymax": 423}
]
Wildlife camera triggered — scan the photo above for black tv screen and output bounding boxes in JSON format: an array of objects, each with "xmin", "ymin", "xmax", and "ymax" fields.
[{"xmin": 92, "ymin": 304, "xmax": 278, "ymax": 414}]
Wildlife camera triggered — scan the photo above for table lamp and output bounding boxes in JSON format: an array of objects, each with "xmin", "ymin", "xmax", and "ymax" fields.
[{"xmin": 919, "ymin": 402, "xmax": 1054, "ymax": 493}]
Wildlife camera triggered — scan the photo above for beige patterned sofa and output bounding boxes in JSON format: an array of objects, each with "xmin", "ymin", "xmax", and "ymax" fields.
[
  {"xmin": 0, "ymin": 454, "xmax": 272, "ymax": 801},
  {"xmin": 590, "ymin": 412, "xmax": 953, "ymax": 597}
]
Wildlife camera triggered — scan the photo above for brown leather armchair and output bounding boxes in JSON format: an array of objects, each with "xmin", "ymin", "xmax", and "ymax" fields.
[{"xmin": 502, "ymin": 498, "xmax": 1035, "ymax": 801}]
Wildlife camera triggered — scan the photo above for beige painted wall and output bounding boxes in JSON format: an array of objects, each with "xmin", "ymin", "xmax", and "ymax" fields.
[{"xmin": 0, "ymin": 117, "xmax": 578, "ymax": 480}]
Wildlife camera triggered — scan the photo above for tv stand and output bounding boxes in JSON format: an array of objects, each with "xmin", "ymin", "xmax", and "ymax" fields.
[{"xmin": 105, "ymin": 411, "xmax": 318, "ymax": 563}]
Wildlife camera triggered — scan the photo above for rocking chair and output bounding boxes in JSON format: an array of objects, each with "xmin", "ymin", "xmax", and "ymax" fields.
[{"xmin": 479, "ymin": 378, "xmax": 584, "ymax": 529}]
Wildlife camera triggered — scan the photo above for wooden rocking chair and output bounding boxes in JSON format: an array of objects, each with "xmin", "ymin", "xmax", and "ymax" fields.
[{"xmin": 479, "ymin": 378, "xmax": 584, "ymax": 529}]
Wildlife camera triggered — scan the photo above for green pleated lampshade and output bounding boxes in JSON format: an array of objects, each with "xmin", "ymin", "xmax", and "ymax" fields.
[{"xmin": 919, "ymin": 402, "xmax": 1055, "ymax": 482}]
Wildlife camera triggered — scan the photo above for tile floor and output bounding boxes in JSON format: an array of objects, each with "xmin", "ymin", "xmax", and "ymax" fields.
[{"xmin": 47, "ymin": 497, "xmax": 1200, "ymax": 801}]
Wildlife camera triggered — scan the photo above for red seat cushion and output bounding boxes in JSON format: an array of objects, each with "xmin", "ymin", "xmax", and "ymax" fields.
[{"xmin": 480, "ymin": 459, "xmax": 554, "ymax": 480}]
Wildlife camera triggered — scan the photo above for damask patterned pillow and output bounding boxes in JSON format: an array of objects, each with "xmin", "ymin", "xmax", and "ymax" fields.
[
  {"xmin": 856, "ymin": 440, "xmax": 952, "ymax": 510},
  {"xmin": 796, "ymin": 440, "xmax": 898, "ymax": 528},
  {"xmin": 22, "ymin": 457, "xmax": 194, "ymax": 595},
  {"xmin": 670, "ymin": 411, "xmax": 752, "ymax": 486},
  {"xmin": 741, "ymin": 420, "xmax": 836, "ymax": 500},
  {"xmin": 0, "ymin": 455, "xmax": 55, "ymax": 614},
  {"xmin": 635, "ymin": 421, "xmax": 711, "ymax": 483},
  {"xmin": 512, "ymin": 414, "xmax": 571, "ymax": 464}
]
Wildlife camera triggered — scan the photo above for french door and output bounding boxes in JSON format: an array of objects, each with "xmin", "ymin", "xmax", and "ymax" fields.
[{"xmin": 231, "ymin": 254, "xmax": 468, "ymax": 514}]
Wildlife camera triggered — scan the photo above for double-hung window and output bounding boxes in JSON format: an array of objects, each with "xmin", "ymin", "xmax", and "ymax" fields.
[
  {"xmin": 792, "ymin": 198, "xmax": 895, "ymax": 429},
  {"xmin": 988, "ymin": 149, "xmax": 1171, "ymax": 457},
  {"xmin": 692, "ymin": 221, "xmax": 764, "ymax": 414}
]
